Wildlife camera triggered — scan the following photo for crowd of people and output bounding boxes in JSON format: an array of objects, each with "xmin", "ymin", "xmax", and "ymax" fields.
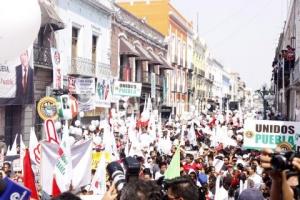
[{"xmin": 1, "ymin": 109, "xmax": 300, "ymax": 200}]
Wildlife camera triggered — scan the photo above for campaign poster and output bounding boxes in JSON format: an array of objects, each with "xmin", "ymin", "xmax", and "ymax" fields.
[
  {"xmin": 243, "ymin": 120, "xmax": 300, "ymax": 151},
  {"xmin": 94, "ymin": 78, "xmax": 113, "ymax": 108},
  {"xmin": 0, "ymin": 47, "xmax": 34, "ymax": 105},
  {"xmin": 68, "ymin": 76, "xmax": 95, "ymax": 95}
]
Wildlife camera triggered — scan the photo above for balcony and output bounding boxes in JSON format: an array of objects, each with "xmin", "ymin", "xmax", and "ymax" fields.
[
  {"xmin": 33, "ymin": 45, "xmax": 52, "ymax": 68},
  {"xmin": 69, "ymin": 57, "xmax": 96, "ymax": 77},
  {"xmin": 291, "ymin": 58, "xmax": 300, "ymax": 85},
  {"xmin": 96, "ymin": 62, "xmax": 111, "ymax": 77}
]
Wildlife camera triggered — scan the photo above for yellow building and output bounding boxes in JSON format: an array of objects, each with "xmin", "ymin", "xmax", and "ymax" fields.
[
  {"xmin": 192, "ymin": 36, "xmax": 208, "ymax": 112},
  {"xmin": 116, "ymin": 0, "xmax": 193, "ymax": 115}
]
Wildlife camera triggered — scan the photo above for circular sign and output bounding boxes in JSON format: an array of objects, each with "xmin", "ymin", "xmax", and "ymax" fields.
[
  {"xmin": 277, "ymin": 142, "xmax": 293, "ymax": 151},
  {"xmin": 37, "ymin": 97, "xmax": 58, "ymax": 121},
  {"xmin": 245, "ymin": 130, "xmax": 254, "ymax": 139}
]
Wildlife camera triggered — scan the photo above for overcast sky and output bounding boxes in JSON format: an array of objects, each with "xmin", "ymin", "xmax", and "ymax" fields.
[{"xmin": 171, "ymin": 0, "xmax": 289, "ymax": 90}]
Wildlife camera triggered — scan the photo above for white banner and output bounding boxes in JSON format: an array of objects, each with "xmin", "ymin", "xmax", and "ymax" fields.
[
  {"xmin": 243, "ymin": 120, "xmax": 300, "ymax": 151},
  {"xmin": 151, "ymin": 72, "xmax": 156, "ymax": 99},
  {"xmin": 41, "ymin": 139, "xmax": 93, "ymax": 195},
  {"xmin": 75, "ymin": 78, "xmax": 95, "ymax": 94},
  {"xmin": 113, "ymin": 81, "xmax": 141, "ymax": 97},
  {"xmin": 68, "ymin": 77, "xmax": 95, "ymax": 95},
  {"xmin": 50, "ymin": 48, "xmax": 63, "ymax": 89},
  {"xmin": 78, "ymin": 94, "xmax": 95, "ymax": 112}
]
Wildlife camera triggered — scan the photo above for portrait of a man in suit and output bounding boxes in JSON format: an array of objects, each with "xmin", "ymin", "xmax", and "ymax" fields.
[{"xmin": 15, "ymin": 50, "xmax": 34, "ymax": 104}]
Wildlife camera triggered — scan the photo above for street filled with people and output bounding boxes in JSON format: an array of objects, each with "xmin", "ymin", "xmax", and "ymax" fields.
[{"xmin": 1, "ymin": 106, "xmax": 300, "ymax": 200}]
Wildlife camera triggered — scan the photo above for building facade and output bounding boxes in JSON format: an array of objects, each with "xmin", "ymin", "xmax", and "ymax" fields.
[
  {"xmin": 116, "ymin": 0, "xmax": 193, "ymax": 116},
  {"xmin": 272, "ymin": 0, "xmax": 299, "ymax": 120},
  {"xmin": 111, "ymin": 4, "xmax": 172, "ymax": 117}
]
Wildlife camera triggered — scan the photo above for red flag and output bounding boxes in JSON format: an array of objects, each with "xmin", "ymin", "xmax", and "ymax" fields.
[
  {"xmin": 23, "ymin": 149, "xmax": 39, "ymax": 200},
  {"xmin": 52, "ymin": 177, "xmax": 61, "ymax": 197}
]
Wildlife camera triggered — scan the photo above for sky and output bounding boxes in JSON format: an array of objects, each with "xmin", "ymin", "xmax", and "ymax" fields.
[{"xmin": 171, "ymin": 0, "xmax": 289, "ymax": 90}]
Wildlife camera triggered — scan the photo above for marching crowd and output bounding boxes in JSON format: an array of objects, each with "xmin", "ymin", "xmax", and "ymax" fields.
[{"xmin": 1, "ymin": 109, "xmax": 300, "ymax": 200}]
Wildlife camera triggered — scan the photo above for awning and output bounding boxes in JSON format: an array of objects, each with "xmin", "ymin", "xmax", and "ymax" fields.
[
  {"xmin": 159, "ymin": 55, "xmax": 174, "ymax": 70},
  {"xmin": 39, "ymin": 0, "xmax": 65, "ymax": 31},
  {"xmin": 135, "ymin": 44, "xmax": 152, "ymax": 61},
  {"xmin": 148, "ymin": 50, "xmax": 162, "ymax": 65},
  {"xmin": 120, "ymin": 38, "xmax": 140, "ymax": 57}
]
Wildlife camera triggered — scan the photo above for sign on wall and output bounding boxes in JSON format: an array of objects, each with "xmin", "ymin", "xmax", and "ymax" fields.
[
  {"xmin": 243, "ymin": 120, "xmax": 300, "ymax": 151},
  {"xmin": 113, "ymin": 81, "xmax": 141, "ymax": 97},
  {"xmin": 37, "ymin": 96, "xmax": 58, "ymax": 121},
  {"xmin": 0, "ymin": 47, "xmax": 34, "ymax": 105},
  {"xmin": 68, "ymin": 76, "xmax": 95, "ymax": 95}
]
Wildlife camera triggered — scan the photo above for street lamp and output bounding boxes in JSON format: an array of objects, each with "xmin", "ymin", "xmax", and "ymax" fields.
[{"xmin": 256, "ymin": 86, "xmax": 273, "ymax": 120}]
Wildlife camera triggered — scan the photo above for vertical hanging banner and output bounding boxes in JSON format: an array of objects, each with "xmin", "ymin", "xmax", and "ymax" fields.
[
  {"xmin": 151, "ymin": 72, "xmax": 156, "ymax": 98},
  {"xmin": 163, "ymin": 77, "xmax": 167, "ymax": 103},
  {"xmin": 51, "ymin": 48, "xmax": 63, "ymax": 90},
  {"xmin": 0, "ymin": 47, "xmax": 34, "ymax": 105},
  {"xmin": 68, "ymin": 76, "xmax": 76, "ymax": 94},
  {"xmin": 243, "ymin": 120, "xmax": 300, "ymax": 151},
  {"xmin": 94, "ymin": 78, "xmax": 112, "ymax": 108}
]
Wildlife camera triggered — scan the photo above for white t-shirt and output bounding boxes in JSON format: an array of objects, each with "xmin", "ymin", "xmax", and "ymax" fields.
[{"xmin": 249, "ymin": 173, "xmax": 263, "ymax": 189}]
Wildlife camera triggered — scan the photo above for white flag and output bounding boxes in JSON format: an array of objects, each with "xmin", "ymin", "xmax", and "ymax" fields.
[
  {"xmin": 41, "ymin": 139, "xmax": 92, "ymax": 195},
  {"xmin": 29, "ymin": 127, "xmax": 40, "ymax": 165},
  {"xmin": 91, "ymin": 154, "xmax": 106, "ymax": 195},
  {"xmin": 53, "ymin": 125, "xmax": 73, "ymax": 192},
  {"xmin": 6, "ymin": 134, "xmax": 18, "ymax": 156}
]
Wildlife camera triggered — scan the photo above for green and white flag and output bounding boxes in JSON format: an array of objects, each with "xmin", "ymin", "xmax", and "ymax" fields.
[
  {"xmin": 164, "ymin": 146, "xmax": 180, "ymax": 180},
  {"xmin": 54, "ymin": 125, "xmax": 72, "ymax": 192}
]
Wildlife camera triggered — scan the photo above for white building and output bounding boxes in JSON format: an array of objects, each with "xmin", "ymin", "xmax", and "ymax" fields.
[{"xmin": 55, "ymin": 0, "xmax": 113, "ymax": 78}]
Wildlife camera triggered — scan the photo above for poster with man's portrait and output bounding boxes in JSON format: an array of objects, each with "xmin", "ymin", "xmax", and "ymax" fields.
[{"xmin": 0, "ymin": 47, "xmax": 34, "ymax": 105}]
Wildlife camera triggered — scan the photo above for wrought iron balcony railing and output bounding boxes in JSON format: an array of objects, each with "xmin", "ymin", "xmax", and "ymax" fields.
[
  {"xmin": 70, "ymin": 57, "xmax": 96, "ymax": 77},
  {"xmin": 33, "ymin": 45, "xmax": 52, "ymax": 68}
]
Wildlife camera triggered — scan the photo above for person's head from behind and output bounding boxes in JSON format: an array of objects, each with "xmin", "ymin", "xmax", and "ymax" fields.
[
  {"xmin": 20, "ymin": 50, "xmax": 29, "ymax": 68},
  {"xmin": 51, "ymin": 192, "xmax": 82, "ymax": 200},
  {"xmin": 120, "ymin": 179, "xmax": 162, "ymax": 200},
  {"xmin": 166, "ymin": 176, "xmax": 199, "ymax": 200}
]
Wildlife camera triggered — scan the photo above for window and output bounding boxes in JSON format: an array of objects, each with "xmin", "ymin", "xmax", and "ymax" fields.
[
  {"xmin": 72, "ymin": 27, "xmax": 79, "ymax": 58},
  {"xmin": 92, "ymin": 35, "xmax": 98, "ymax": 64}
]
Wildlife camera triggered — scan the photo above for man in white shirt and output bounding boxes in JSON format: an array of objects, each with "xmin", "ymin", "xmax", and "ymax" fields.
[{"xmin": 247, "ymin": 164, "xmax": 263, "ymax": 189}]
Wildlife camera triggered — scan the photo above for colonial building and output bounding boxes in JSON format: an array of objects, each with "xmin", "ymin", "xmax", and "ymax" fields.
[
  {"xmin": 192, "ymin": 36, "xmax": 207, "ymax": 113},
  {"xmin": 111, "ymin": 4, "xmax": 172, "ymax": 117},
  {"xmin": 55, "ymin": 0, "xmax": 113, "ymax": 122},
  {"xmin": 116, "ymin": 0, "xmax": 193, "ymax": 116},
  {"xmin": 272, "ymin": 0, "xmax": 299, "ymax": 120},
  {"xmin": 0, "ymin": 0, "xmax": 66, "ymax": 144}
]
